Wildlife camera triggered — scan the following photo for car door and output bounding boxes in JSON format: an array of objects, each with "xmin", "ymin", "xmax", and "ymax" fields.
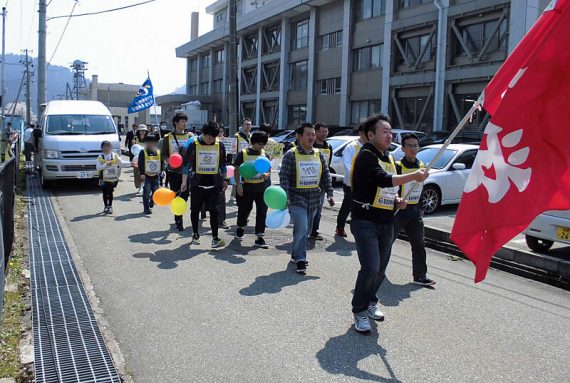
[{"xmin": 445, "ymin": 149, "xmax": 478, "ymax": 202}]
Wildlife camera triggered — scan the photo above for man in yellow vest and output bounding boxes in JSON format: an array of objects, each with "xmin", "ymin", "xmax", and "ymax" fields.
[
  {"xmin": 233, "ymin": 131, "xmax": 271, "ymax": 248},
  {"xmin": 394, "ymin": 133, "xmax": 435, "ymax": 287},
  {"xmin": 279, "ymin": 123, "xmax": 335, "ymax": 274},
  {"xmin": 138, "ymin": 133, "xmax": 163, "ymax": 215},
  {"xmin": 161, "ymin": 112, "xmax": 194, "ymax": 231},
  {"xmin": 350, "ymin": 114, "xmax": 429, "ymax": 333},
  {"xmin": 181, "ymin": 121, "xmax": 228, "ymax": 248},
  {"xmin": 235, "ymin": 117, "xmax": 253, "ymax": 155},
  {"xmin": 309, "ymin": 122, "xmax": 333, "ymax": 240}
]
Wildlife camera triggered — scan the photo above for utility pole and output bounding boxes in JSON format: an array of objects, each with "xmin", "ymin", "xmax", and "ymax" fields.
[
  {"xmin": 227, "ymin": 0, "xmax": 238, "ymax": 136},
  {"xmin": 1, "ymin": 7, "xmax": 7, "ymax": 127},
  {"xmin": 22, "ymin": 49, "xmax": 33, "ymax": 124},
  {"xmin": 38, "ymin": 0, "xmax": 47, "ymax": 116}
]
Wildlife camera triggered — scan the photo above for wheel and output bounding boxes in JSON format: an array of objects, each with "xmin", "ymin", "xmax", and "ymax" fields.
[
  {"xmin": 329, "ymin": 168, "xmax": 340, "ymax": 186},
  {"xmin": 421, "ymin": 185, "xmax": 440, "ymax": 215},
  {"xmin": 525, "ymin": 235, "xmax": 554, "ymax": 253}
]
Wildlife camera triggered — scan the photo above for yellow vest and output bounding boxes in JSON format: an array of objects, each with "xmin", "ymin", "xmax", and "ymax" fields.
[
  {"xmin": 294, "ymin": 147, "xmax": 322, "ymax": 189},
  {"xmin": 195, "ymin": 140, "xmax": 220, "ymax": 175},
  {"xmin": 242, "ymin": 149, "xmax": 267, "ymax": 184},
  {"xmin": 235, "ymin": 132, "xmax": 250, "ymax": 153},
  {"xmin": 371, "ymin": 154, "xmax": 398, "ymax": 210},
  {"xmin": 398, "ymin": 160, "xmax": 425, "ymax": 205},
  {"xmin": 98, "ymin": 153, "xmax": 119, "ymax": 182},
  {"xmin": 144, "ymin": 149, "xmax": 161, "ymax": 177},
  {"xmin": 168, "ymin": 132, "xmax": 191, "ymax": 155}
]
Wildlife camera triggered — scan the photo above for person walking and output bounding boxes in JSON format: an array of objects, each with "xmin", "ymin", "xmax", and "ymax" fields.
[
  {"xmin": 217, "ymin": 122, "xmax": 229, "ymax": 229},
  {"xmin": 235, "ymin": 118, "xmax": 253, "ymax": 154},
  {"xmin": 335, "ymin": 124, "xmax": 367, "ymax": 237},
  {"xmin": 126, "ymin": 124, "xmax": 137, "ymax": 161},
  {"xmin": 181, "ymin": 121, "xmax": 228, "ymax": 248},
  {"xmin": 162, "ymin": 112, "xmax": 193, "ymax": 231},
  {"xmin": 138, "ymin": 133, "xmax": 163, "ymax": 215},
  {"xmin": 234, "ymin": 131, "xmax": 271, "ymax": 249},
  {"xmin": 23, "ymin": 123, "xmax": 35, "ymax": 173},
  {"xmin": 132, "ymin": 125, "xmax": 149, "ymax": 194},
  {"xmin": 96, "ymin": 140, "xmax": 130, "ymax": 214},
  {"xmin": 394, "ymin": 133, "xmax": 436, "ymax": 286},
  {"xmin": 309, "ymin": 122, "xmax": 333, "ymax": 241},
  {"xmin": 279, "ymin": 123, "xmax": 335, "ymax": 274},
  {"xmin": 350, "ymin": 114, "xmax": 429, "ymax": 333}
]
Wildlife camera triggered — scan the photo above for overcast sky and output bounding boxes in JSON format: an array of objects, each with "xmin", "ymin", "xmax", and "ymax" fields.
[{"xmin": 5, "ymin": 0, "xmax": 214, "ymax": 95}]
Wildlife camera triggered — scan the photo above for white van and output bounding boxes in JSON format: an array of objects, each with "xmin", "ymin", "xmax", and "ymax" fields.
[
  {"xmin": 524, "ymin": 210, "xmax": 570, "ymax": 252},
  {"xmin": 38, "ymin": 100, "xmax": 121, "ymax": 187}
]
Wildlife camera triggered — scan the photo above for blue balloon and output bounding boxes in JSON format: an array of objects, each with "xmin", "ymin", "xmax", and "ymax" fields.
[
  {"xmin": 265, "ymin": 209, "xmax": 286, "ymax": 230},
  {"xmin": 184, "ymin": 135, "xmax": 196, "ymax": 149},
  {"xmin": 254, "ymin": 156, "xmax": 271, "ymax": 174}
]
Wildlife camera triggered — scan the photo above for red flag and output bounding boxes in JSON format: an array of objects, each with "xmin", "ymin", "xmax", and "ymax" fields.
[{"xmin": 450, "ymin": 0, "xmax": 570, "ymax": 282}]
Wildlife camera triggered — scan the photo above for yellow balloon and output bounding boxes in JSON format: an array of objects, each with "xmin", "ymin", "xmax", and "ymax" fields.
[{"xmin": 170, "ymin": 197, "xmax": 188, "ymax": 215}]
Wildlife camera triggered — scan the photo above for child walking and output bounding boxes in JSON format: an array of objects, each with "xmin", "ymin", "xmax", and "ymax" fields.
[
  {"xmin": 138, "ymin": 134, "xmax": 163, "ymax": 214},
  {"xmin": 96, "ymin": 140, "xmax": 129, "ymax": 214}
]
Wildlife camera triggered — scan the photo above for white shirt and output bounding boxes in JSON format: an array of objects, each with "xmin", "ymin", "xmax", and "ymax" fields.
[
  {"xmin": 342, "ymin": 139, "xmax": 364, "ymax": 187},
  {"xmin": 24, "ymin": 128, "xmax": 34, "ymax": 143}
]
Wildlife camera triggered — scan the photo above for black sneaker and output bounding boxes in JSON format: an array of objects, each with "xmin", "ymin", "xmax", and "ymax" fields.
[
  {"xmin": 191, "ymin": 234, "xmax": 200, "ymax": 245},
  {"xmin": 254, "ymin": 237, "xmax": 269, "ymax": 249},
  {"xmin": 176, "ymin": 222, "xmax": 184, "ymax": 232},
  {"xmin": 413, "ymin": 277, "xmax": 436, "ymax": 286},
  {"xmin": 296, "ymin": 261, "xmax": 308, "ymax": 274},
  {"xmin": 308, "ymin": 231, "xmax": 324, "ymax": 241},
  {"xmin": 211, "ymin": 237, "xmax": 226, "ymax": 248},
  {"xmin": 144, "ymin": 209, "xmax": 152, "ymax": 215},
  {"xmin": 235, "ymin": 227, "xmax": 244, "ymax": 240}
]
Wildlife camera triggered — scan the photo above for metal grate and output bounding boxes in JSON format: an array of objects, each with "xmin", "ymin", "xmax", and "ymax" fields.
[{"xmin": 28, "ymin": 175, "xmax": 121, "ymax": 383}]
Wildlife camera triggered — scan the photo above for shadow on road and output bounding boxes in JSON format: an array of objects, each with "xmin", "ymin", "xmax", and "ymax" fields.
[
  {"xmin": 114, "ymin": 212, "xmax": 151, "ymax": 221},
  {"xmin": 132, "ymin": 246, "xmax": 202, "ymax": 269},
  {"xmin": 239, "ymin": 263, "xmax": 319, "ymax": 296},
  {"xmin": 129, "ymin": 229, "xmax": 176, "ymax": 245},
  {"xmin": 70, "ymin": 211, "xmax": 108, "ymax": 222},
  {"xmin": 377, "ymin": 279, "xmax": 426, "ymax": 307},
  {"xmin": 316, "ymin": 327, "xmax": 401, "ymax": 382},
  {"xmin": 325, "ymin": 236, "xmax": 355, "ymax": 257}
]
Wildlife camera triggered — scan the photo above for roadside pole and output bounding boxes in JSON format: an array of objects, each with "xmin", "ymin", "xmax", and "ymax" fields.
[{"xmin": 227, "ymin": 0, "xmax": 238, "ymax": 137}]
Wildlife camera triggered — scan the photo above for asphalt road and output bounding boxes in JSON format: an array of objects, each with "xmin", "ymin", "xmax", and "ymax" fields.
[{"xmin": 51, "ymin": 168, "xmax": 570, "ymax": 383}]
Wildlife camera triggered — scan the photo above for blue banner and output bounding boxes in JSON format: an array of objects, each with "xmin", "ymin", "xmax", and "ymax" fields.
[{"xmin": 128, "ymin": 77, "xmax": 154, "ymax": 114}]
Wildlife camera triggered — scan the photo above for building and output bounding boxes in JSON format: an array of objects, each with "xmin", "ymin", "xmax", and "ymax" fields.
[
  {"xmin": 175, "ymin": 0, "xmax": 549, "ymax": 132},
  {"xmin": 89, "ymin": 75, "xmax": 150, "ymax": 131}
]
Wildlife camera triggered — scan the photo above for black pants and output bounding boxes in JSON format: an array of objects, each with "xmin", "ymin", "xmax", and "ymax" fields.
[
  {"xmin": 394, "ymin": 213, "xmax": 427, "ymax": 280},
  {"xmin": 191, "ymin": 187, "xmax": 220, "ymax": 238},
  {"xmin": 336, "ymin": 184, "xmax": 352, "ymax": 230},
  {"xmin": 24, "ymin": 143, "xmax": 33, "ymax": 161},
  {"xmin": 101, "ymin": 182, "xmax": 117, "ymax": 207},
  {"xmin": 168, "ymin": 171, "xmax": 189, "ymax": 223},
  {"xmin": 236, "ymin": 190, "xmax": 267, "ymax": 235}
]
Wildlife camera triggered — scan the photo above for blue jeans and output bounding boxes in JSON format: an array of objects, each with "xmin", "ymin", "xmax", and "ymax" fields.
[
  {"xmin": 289, "ymin": 205, "xmax": 317, "ymax": 263},
  {"xmin": 143, "ymin": 177, "xmax": 160, "ymax": 210},
  {"xmin": 350, "ymin": 218, "xmax": 394, "ymax": 316},
  {"xmin": 311, "ymin": 193, "xmax": 326, "ymax": 234}
]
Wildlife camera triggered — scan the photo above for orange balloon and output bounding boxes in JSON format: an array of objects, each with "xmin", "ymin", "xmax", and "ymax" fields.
[{"xmin": 153, "ymin": 188, "xmax": 176, "ymax": 206}]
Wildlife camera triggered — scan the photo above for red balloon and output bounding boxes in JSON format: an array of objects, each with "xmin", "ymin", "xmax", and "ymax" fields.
[{"xmin": 169, "ymin": 153, "xmax": 183, "ymax": 168}]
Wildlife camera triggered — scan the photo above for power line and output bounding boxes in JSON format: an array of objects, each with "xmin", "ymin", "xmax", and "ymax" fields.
[
  {"xmin": 47, "ymin": 0, "xmax": 155, "ymax": 21},
  {"xmin": 46, "ymin": 1, "xmax": 76, "ymax": 67}
]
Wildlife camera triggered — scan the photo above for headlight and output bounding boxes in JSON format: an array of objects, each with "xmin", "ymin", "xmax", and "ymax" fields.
[{"xmin": 43, "ymin": 150, "xmax": 59, "ymax": 159}]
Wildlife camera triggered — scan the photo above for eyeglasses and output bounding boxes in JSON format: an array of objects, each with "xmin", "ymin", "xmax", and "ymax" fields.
[{"xmin": 404, "ymin": 144, "xmax": 420, "ymax": 148}]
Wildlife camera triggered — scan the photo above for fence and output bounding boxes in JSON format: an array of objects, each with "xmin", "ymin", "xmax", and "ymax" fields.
[{"xmin": 0, "ymin": 142, "xmax": 19, "ymax": 319}]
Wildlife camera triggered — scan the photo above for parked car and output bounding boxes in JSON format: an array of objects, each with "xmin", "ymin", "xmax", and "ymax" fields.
[
  {"xmin": 272, "ymin": 130, "xmax": 295, "ymax": 143},
  {"xmin": 331, "ymin": 128, "xmax": 358, "ymax": 137},
  {"xmin": 38, "ymin": 100, "xmax": 121, "ymax": 188},
  {"xmin": 419, "ymin": 130, "xmax": 483, "ymax": 147},
  {"xmin": 416, "ymin": 144, "xmax": 480, "ymax": 214},
  {"xmin": 524, "ymin": 210, "xmax": 570, "ymax": 252},
  {"xmin": 391, "ymin": 129, "xmax": 428, "ymax": 144}
]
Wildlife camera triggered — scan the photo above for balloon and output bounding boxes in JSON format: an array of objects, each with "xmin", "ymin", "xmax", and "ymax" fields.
[
  {"xmin": 169, "ymin": 153, "xmax": 183, "ymax": 168},
  {"xmin": 277, "ymin": 210, "xmax": 291, "ymax": 229},
  {"xmin": 265, "ymin": 209, "xmax": 286, "ymax": 230},
  {"xmin": 254, "ymin": 156, "xmax": 271, "ymax": 173},
  {"xmin": 152, "ymin": 188, "xmax": 175, "ymax": 206},
  {"xmin": 263, "ymin": 186, "xmax": 287, "ymax": 210},
  {"xmin": 227, "ymin": 165, "xmax": 235, "ymax": 178},
  {"xmin": 170, "ymin": 196, "xmax": 188, "ymax": 215},
  {"xmin": 239, "ymin": 162, "xmax": 258, "ymax": 179},
  {"xmin": 183, "ymin": 136, "xmax": 196, "ymax": 149},
  {"xmin": 131, "ymin": 144, "xmax": 143, "ymax": 156}
]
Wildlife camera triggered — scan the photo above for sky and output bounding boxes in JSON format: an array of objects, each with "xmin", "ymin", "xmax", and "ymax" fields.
[{"xmin": 4, "ymin": 0, "xmax": 214, "ymax": 95}]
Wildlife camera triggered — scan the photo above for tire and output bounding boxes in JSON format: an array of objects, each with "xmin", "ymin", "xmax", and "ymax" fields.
[
  {"xmin": 525, "ymin": 235, "xmax": 554, "ymax": 253},
  {"xmin": 421, "ymin": 185, "xmax": 441, "ymax": 215},
  {"xmin": 329, "ymin": 168, "xmax": 340, "ymax": 187}
]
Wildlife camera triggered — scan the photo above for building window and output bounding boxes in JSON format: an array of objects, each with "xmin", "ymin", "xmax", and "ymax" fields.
[
  {"xmin": 399, "ymin": 0, "xmax": 431, "ymax": 9},
  {"xmin": 243, "ymin": 33, "xmax": 258, "ymax": 60},
  {"xmin": 262, "ymin": 61, "xmax": 280, "ymax": 92},
  {"xmin": 318, "ymin": 30, "xmax": 343, "ymax": 51},
  {"xmin": 395, "ymin": 96, "xmax": 433, "ymax": 131},
  {"xmin": 214, "ymin": 49, "xmax": 225, "ymax": 65},
  {"xmin": 317, "ymin": 78, "xmax": 341, "ymax": 95},
  {"xmin": 200, "ymin": 82, "xmax": 209, "ymax": 95},
  {"xmin": 292, "ymin": 19, "xmax": 309, "ymax": 50},
  {"xmin": 353, "ymin": 44, "xmax": 383, "ymax": 71},
  {"xmin": 241, "ymin": 102, "xmax": 256, "ymax": 124},
  {"xmin": 453, "ymin": 19, "xmax": 508, "ymax": 57},
  {"xmin": 396, "ymin": 34, "xmax": 435, "ymax": 66},
  {"xmin": 263, "ymin": 25, "xmax": 281, "ymax": 55},
  {"xmin": 201, "ymin": 54, "xmax": 210, "ymax": 69},
  {"xmin": 241, "ymin": 66, "xmax": 257, "ymax": 95},
  {"xmin": 189, "ymin": 85, "xmax": 197, "ymax": 95},
  {"xmin": 213, "ymin": 79, "xmax": 223, "ymax": 94},
  {"xmin": 351, "ymin": 99, "xmax": 381, "ymax": 124},
  {"xmin": 290, "ymin": 61, "xmax": 308, "ymax": 91},
  {"xmin": 354, "ymin": 0, "xmax": 385, "ymax": 21},
  {"xmin": 262, "ymin": 99, "xmax": 279, "ymax": 125},
  {"xmin": 288, "ymin": 105, "xmax": 307, "ymax": 126},
  {"xmin": 215, "ymin": 9, "xmax": 226, "ymax": 23},
  {"xmin": 189, "ymin": 59, "xmax": 198, "ymax": 72}
]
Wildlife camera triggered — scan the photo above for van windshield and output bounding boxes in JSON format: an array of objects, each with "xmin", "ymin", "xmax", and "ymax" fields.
[{"xmin": 46, "ymin": 115, "xmax": 117, "ymax": 136}]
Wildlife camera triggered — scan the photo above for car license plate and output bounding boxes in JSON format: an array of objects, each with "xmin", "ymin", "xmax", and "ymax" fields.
[
  {"xmin": 555, "ymin": 226, "xmax": 570, "ymax": 241},
  {"xmin": 77, "ymin": 171, "xmax": 92, "ymax": 179}
]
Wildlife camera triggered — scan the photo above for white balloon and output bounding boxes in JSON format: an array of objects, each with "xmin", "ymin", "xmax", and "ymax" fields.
[
  {"xmin": 277, "ymin": 210, "xmax": 291, "ymax": 229},
  {"xmin": 131, "ymin": 144, "xmax": 143, "ymax": 156}
]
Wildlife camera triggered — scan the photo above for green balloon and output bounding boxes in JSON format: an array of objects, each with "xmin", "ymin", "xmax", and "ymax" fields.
[
  {"xmin": 264, "ymin": 186, "xmax": 287, "ymax": 210},
  {"xmin": 240, "ymin": 162, "xmax": 258, "ymax": 179}
]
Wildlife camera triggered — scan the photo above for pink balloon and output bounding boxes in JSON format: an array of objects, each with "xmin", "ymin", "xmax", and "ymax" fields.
[
  {"xmin": 169, "ymin": 153, "xmax": 183, "ymax": 168},
  {"xmin": 227, "ymin": 165, "xmax": 235, "ymax": 178}
]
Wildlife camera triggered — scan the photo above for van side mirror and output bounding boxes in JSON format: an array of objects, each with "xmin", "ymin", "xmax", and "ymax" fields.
[{"xmin": 452, "ymin": 163, "xmax": 466, "ymax": 171}]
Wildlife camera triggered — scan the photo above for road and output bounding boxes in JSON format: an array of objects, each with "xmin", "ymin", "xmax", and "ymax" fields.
[{"xmin": 51, "ymin": 167, "xmax": 570, "ymax": 383}]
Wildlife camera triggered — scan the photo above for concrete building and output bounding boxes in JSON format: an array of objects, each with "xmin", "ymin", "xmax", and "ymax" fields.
[
  {"xmin": 176, "ymin": 0, "xmax": 549, "ymax": 132},
  {"xmin": 89, "ymin": 75, "xmax": 150, "ymax": 131}
]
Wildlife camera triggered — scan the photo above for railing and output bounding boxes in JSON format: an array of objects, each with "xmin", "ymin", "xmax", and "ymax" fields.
[{"xmin": 0, "ymin": 142, "xmax": 19, "ymax": 319}]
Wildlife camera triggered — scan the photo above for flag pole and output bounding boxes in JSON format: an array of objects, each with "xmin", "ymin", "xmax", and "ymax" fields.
[{"xmin": 395, "ymin": 101, "xmax": 481, "ymax": 213}]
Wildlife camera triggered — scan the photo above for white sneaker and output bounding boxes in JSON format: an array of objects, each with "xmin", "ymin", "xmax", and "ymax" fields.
[
  {"xmin": 368, "ymin": 304, "xmax": 385, "ymax": 321},
  {"xmin": 354, "ymin": 316, "xmax": 372, "ymax": 333}
]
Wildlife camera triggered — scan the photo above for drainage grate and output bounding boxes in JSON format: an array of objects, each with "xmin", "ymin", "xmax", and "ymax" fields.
[{"xmin": 28, "ymin": 175, "xmax": 121, "ymax": 383}]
